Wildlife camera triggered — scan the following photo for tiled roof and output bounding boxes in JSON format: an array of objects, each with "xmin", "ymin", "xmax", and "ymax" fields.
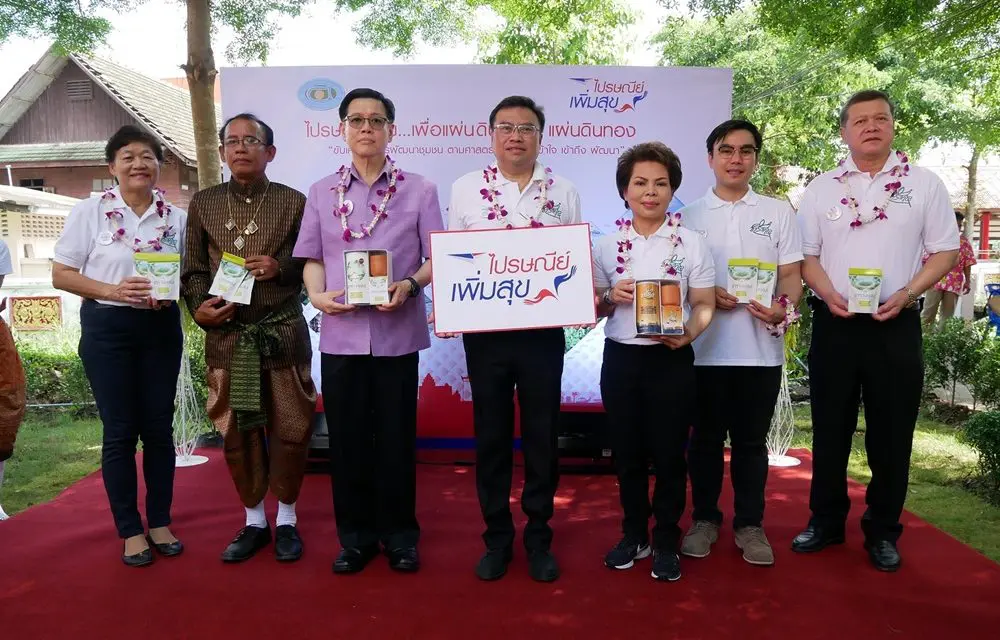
[
  {"xmin": 0, "ymin": 141, "xmax": 106, "ymax": 163},
  {"xmin": 72, "ymin": 53, "xmax": 221, "ymax": 165},
  {"xmin": 0, "ymin": 46, "xmax": 220, "ymax": 167}
]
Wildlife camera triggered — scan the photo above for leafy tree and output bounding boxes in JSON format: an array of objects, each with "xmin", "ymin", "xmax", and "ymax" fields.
[
  {"xmin": 0, "ymin": 0, "xmax": 313, "ymax": 188},
  {"xmin": 334, "ymin": 0, "xmax": 634, "ymax": 64}
]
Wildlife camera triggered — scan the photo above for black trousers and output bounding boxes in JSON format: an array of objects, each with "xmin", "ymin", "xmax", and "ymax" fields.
[
  {"xmin": 689, "ymin": 365, "xmax": 782, "ymax": 529},
  {"xmin": 322, "ymin": 351, "xmax": 419, "ymax": 550},
  {"xmin": 808, "ymin": 300, "xmax": 923, "ymax": 543},
  {"xmin": 463, "ymin": 328, "xmax": 564, "ymax": 552},
  {"xmin": 78, "ymin": 300, "xmax": 182, "ymax": 539},
  {"xmin": 600, "ymin": 339, "xmax": 695, "ymax": 551}
]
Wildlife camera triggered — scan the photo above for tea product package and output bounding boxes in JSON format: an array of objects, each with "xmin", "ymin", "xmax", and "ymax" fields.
[
  {"xmin": 634, "ymin": 278, "xmax": 684, "ymax": 336},
  {"xmin": 727, "ymin": 258, "xmax": 759, "ymax": 303},
  {"xmin": 209, "ymin": 252, "xmax": 255, "ymax": 305},
  {"xmin": 134, "ymin": 252, "xmax": 181, "ymax": 301},
  {"xmin": 635, "ymin": 280, "xmax": 662, "ymax": 335},
  {"xmin": 344, "ymin": 250, "xmax": 394, "ymax": 305},
  {"xmin": 848, "ymin": 267, "xmax": 883, "ymax": 314},
  {"xmin": 753, "ymin": 262, "xmax": 777, "ymax": 305}
]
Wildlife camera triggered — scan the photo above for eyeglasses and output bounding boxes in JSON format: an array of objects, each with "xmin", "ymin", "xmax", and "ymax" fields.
[
  {"xmin": 345, "ymin": 115, "xmax": 390, "ymax": 129},
  {"xmin": 493, "ymin": 123, "xmax": 540, "ymax": 137},
  {"xmin": 716, "ymin": 145, "xmax": 758, "ymax": 159},
  {"xmin": 223, "ymin": 136, "xmax": 266, "ymax": 148}
]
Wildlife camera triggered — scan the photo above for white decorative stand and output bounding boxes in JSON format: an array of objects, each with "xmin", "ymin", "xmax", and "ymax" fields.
[
  {"xmin": 767, "ymin": 366, "xmax": 801, "ymax": 467},
  {"xmin": 174, "ymin": 334, "xmax": 209, "ymax": 467}
]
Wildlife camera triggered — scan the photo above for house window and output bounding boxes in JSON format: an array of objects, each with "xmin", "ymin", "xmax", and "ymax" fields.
[
  {"xmin": 182, "ymin": 166, "xmax": 199, "ymax": 191},
  {"xmin": 19, "ymin": 178, "xmax": 44, "ymax": 191},
  {"xmin": 92, "ymin": 178, "xmax": 115, "ymax": 193},
  {"xmin": 23, "ymin": 244, "xmax": 34, "ymax": 259},
  {"xmin": 66, "ymin": 80, "xmax": 94, "ymax": 101}
]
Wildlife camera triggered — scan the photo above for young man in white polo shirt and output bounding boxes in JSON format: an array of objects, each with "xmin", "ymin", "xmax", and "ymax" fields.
[
  {"xmin": 448, "ymin": 95, "xmax": 582, "ymax": 583},
  {"xmin": 794, "ymin": 90, "xmax": 959, "ymax": 572},
  {"xmin": 679, "ymin": 120, "xmax": 803, "ymax": 566}
]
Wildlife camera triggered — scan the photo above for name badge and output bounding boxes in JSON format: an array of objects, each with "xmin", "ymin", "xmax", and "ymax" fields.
[
  {"xmin": 825, "ymin": 207, "xmax": 842, "ymax": 221},
  {"xmin": 97, "ymin": 231, "xmax": 114, "ymax": 246}
]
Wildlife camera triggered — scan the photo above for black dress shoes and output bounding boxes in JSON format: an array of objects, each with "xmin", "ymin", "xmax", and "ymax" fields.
[
  {"xmin": 122, "ymin": 544, "xmax": 153, "ymax": 568},
  {"xmin": 387, "ymin": 547, "xmax": 420, "ymax": 572},
  {"xmin": 221, "ymin": 525, "xmax": 272, "ymax": 563},
  {"xmin": 333, "ymin": 545, "xmax": 380, "ymax": 574},
  {"xmin": 791, "ymin": 525, "xmax": 845, "ymax": 553},
  {"xmin": 528, "ymin": 549, "xmax": 560, "ymax": 583},
  {"xmin": 147, "ymin": 535, "xmax": 184, "ymax": 558},
  {"xmin": 274, "ymin": 525, "xmax": 304, "ymax": 562},
  {"xmin": 865, "ymin": 540, "xmax": 901, "ymax": 572},
  {"xmin": 475, "ymin": 547, "xmax": 513, "ymax": 581}
]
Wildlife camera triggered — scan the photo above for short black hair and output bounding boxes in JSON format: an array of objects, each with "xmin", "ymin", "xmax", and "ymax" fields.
[
  {"xmin": 955, "ymin": 209, "xmax": 965, "ymax": 221},
  {"xmin": 105, "ymin": 125, "xmax": 163, "ymax": 163},
  {"xmin": 489, "ymin": 96, "xmax": 545, "ymax": 131},
  {"xmin": 840, "ymin": 89, "xmax": 895, "ymax": 126},
  {"xmin": 616, "ymin": 142, "xmax": 683, "ymax": 203},
  {"xmin": 219, "ymin": 113, "xmax": 275, "ymax": 146},
  {"xmin": 338, "ymin": 88, "xmax": 396, "ymax": 122},
  {"xmin": 706, "ymin": 119, "xmax": 762, "ymax": 155}
]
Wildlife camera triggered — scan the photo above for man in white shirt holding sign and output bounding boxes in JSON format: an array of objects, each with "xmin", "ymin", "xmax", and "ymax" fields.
[
  {"xmin": 680, "ymin": 120, "xmax": 803, "ymax": 567},
  {"xmin": 447, "ymin": 95, "xmax": 581, "ymax": 583},
  {"xmin": 794, "ymin": 90, "xmax": 959, "ymax": 572}
]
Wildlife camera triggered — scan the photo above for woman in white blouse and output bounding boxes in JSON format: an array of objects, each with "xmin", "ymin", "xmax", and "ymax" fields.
[
  {"xmin": 592, "ymin": 142, "xmax": 716, "ymax": 582},
  {"xmin": 52, "ymin": 125, "xmax": 187, "ymax": 567}
]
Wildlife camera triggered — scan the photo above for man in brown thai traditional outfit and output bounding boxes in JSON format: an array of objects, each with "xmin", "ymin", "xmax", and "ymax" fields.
[
  {"xmin": 0, "ymin": 238, "xmax": 26, "ymax": 520},
  {"xmin": 182, "ymin": 113, "xmax": 316, "ymax": 562}
]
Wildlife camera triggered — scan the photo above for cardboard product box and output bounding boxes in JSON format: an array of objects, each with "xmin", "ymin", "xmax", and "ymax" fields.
[
  {"xmin": 634, "ymin": 278, "xmax": 684, "ymax": 336},
  {"xmin": 344, "ymin": 249, "xmax": 393, "ymax": 305}
]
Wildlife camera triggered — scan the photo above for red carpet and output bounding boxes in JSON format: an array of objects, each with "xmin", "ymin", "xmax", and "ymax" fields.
[{"xmin": 1, "ymin": 450, "xmax": 998, "ymax": 640}]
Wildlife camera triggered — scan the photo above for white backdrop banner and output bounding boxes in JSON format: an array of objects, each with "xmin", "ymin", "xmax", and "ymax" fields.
[{"xmin": 221, "ymin": 65, "xmax": 731, "ymax": 435}]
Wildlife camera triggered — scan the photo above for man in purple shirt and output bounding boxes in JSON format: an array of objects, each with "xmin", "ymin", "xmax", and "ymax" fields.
[{"xmin": 294, "ymin": 88, "xmax": 444, "ymax": 574}]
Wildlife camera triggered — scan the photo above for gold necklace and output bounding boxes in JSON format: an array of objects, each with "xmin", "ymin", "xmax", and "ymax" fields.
[{"xmin": 225, "ymin": 180, "xmax": 270, "ymax": 250}]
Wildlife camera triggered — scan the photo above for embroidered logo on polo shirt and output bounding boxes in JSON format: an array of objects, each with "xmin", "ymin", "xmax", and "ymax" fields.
[
  {"xmin": 661, "ymin": 255, "xmax": 685, "ymax": 277},
  {"xmin": 749, "ymin": 219, "xmax": 773, "ymax": 239},
  {"xmin": 888, "ymin": 186, "xmax": 913, "ymax": 207}
]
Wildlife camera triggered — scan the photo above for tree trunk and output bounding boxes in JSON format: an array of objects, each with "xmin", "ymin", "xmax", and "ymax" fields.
[
  {"xmin": 964, "ymin": 143, "xmax": 981, "ymax": 239},
  {"xmin": 183, "ymin": 0, "xmax": 221, "ymax": 189}
]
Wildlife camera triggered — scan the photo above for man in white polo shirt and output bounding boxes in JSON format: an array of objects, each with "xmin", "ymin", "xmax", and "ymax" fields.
[
  {"xmin": 448, "ymin": 95, "xmax": 581, "ymax": 583},
  {"xmin": 680, "ymin": 120, "xmax": 803, "ymax": 567},
  {"xmin": 794, "ymin": 90, "xmax": 959, "ymax": 572}
]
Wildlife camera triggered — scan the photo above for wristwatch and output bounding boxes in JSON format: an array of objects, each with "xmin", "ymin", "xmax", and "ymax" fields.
[
  {"xmin": 602, "ymin": 289, "xmax": 613, "ymax": 305},
  {"xmin": 405, "ymin": 276, "xmax": 421, "ymax": 297},
  {"xmin": 902, "ymin": 286, "xmax": 919, "ymax": 307}
]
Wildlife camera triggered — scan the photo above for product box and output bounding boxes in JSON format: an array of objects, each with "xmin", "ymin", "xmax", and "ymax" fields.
[
  {"xmin": 727, "ymin": 258, "xmax": 759, "ymax": 303},
  {"xmin": 753, "ymin": 262, "xmax": 777, "ymax": 305},
  {"xmin": 634, "ymin": 279, "xmax": 684, "ymax": 336},
  {"xmin": 133, "ymin": 252, "xmax": 180, "ymax": 301},
  {"xmin": 848, "ymin": 267, "xmax": 883, "ymax": 314},
  {"xmin": 344, "ymin": 249, "xmax": 392, "ymax": 305}
]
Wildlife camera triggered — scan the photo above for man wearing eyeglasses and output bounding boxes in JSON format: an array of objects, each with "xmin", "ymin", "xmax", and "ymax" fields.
[
  {"xmin": 294, "ymin": 87, "xmax": 443, "ymax": 575},
  {"xmin": 182, "ymin": 113, "xmax": 316, "ymax": 565},
  {"xmin": 446, "ymin": 95, "xmax": 582, "ymax": 583},
  {"xmin": 679, "ymin": 119, "xmax": 803, "ymax": 567}
]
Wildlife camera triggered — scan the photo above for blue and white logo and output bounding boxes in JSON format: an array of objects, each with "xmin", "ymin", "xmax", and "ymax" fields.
[{"xmin": 298, "ymin": 78, "xmax": 346, "ymax": 111}]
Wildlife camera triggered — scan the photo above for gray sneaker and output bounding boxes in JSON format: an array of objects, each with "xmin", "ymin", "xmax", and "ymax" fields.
[
  {"xmin": 680, "ymin": 521, "xmax": 719, "ymax": 558},
  {"xmin": 734, "ymin": 526, "xmax": 775, "ymax": 566}
]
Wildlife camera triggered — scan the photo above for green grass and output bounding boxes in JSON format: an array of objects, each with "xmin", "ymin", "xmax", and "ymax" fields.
[
  {"xmin": 792, "ymin": 405, "xmax": 1000, "ymax": 562},
  {"xmin": 1, "ymin": 410, "xmax": 102, "ymax": 516}
]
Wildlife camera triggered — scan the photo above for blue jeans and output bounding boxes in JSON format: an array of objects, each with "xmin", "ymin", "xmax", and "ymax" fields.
[{"xmin": 79, "ymin": 300, "xmax": 182, "ymax": 538}]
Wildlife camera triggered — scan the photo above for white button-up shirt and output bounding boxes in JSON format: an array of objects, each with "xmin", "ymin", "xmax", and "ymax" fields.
[
  {"xmin": 799, "ymin": 151, "xmax": 958, "ymax": 303},
  {"xmin": 448, "ymin": 162, "xmax": 582, "ymax": 230},
  {"xmin": 682, "ymin": 187, "xmax": 803, "ymax": 366},
  {"xmin": 54, "ymin": 187, "xmax": 188, "ymax": 307},
  {"xmin": 0, "ymin": 238, "xmax": 11, "ymax": 276},
  {"xmin": 593, "ymin": 223, "xmax": 715, "ymax": 346}
]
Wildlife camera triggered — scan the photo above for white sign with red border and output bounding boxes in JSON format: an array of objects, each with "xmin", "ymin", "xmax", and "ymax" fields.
[{"xmin": 430, "ymin": 224, "xmax": 597, "ymax": 333}]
